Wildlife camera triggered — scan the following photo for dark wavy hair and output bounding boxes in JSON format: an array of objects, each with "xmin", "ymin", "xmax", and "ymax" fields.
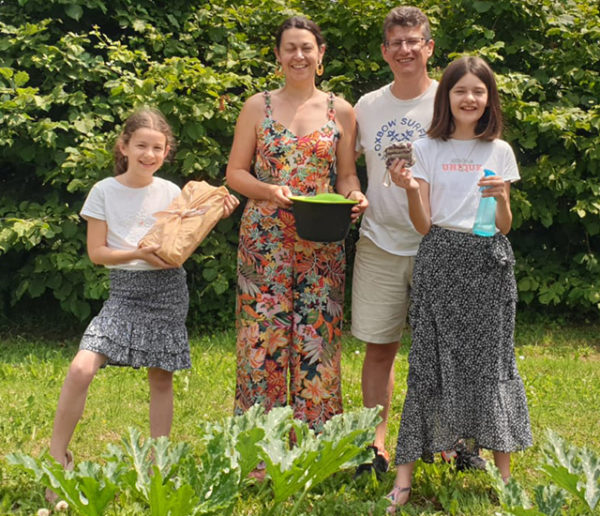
[
  {"xmin": 275, "ymin": 16, "xmax": 325, "ymax": 49},
  {"xmin": 113, "ymin": 108, "xmax": 175, "ymax": 175},
  {"xmin": 428, "ymin": 56, "xmax": 503, "ymax": 141}
]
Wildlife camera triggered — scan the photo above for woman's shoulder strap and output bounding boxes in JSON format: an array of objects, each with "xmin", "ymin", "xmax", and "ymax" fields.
[
  {"xmin": 327, "ymin": 91, "xmax": 336, "ymax": 120},
  {"xmin": 263, "ymin": 91, "xmax": 272, "ymax": 118}
]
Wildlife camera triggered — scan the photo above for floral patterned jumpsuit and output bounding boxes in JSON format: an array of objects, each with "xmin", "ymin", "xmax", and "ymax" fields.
[{"xmin": 234, "ymin": 91, "xmax": 345, "ymax": 432}]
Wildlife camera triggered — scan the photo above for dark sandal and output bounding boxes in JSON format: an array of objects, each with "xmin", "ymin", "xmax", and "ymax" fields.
[
  {"xmin": 456, "ymin": 451, "xmax": 487, "ymax": 471},
  {"xmin": 455, "ymin": 440, "xmax": 487, "ymax": 472},
  {"xmin": 354, "ymin": 445, "xmax": 389, "ymax": 478},
  {"xmin": 386, "ymin": 485, "xmax": 411, "ymax": 513}
]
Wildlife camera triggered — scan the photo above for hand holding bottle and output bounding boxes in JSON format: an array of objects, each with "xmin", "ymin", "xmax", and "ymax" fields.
[
  {"xmin": 473, "ymin": 169, "xmax": 498, "ymax": 237},
  {"xmin": 478, "ymin": 173, "xmax": 507, "ymax": 201}
]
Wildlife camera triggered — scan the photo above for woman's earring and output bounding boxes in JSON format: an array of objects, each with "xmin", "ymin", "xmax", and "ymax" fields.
[
  {"xmin": 316, "ymin": 62, "xmax": 324, "ymax": 77},
  {"xmin": 275, "ymin": 62, "xmax": 283, "ymax": 78}
]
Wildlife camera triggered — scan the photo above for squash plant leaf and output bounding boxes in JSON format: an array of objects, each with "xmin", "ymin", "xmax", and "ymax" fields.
[
  {"xmin": 579, "ymin": 446, "xmax": 600, "ymax": 510},
  {"xmin": 259, "ymin": 407, "xmax": 382, "ymax": 509},
  {"xmin": 533, "ymin": 484, "xmax": 567, "ymax": 516},
  {"xmin": 148, "ymin": 465, "xmax": 199, "ymax": 516},
  {"xmin": 6, "ymin": 452, "xmax": 118, "ymax": 515},
  {"xmin": 486, "ymin": 462, "xmax": 533, "ymax": 511},
  {"xmin": 114, "ymin": 427, "xmax": 154, "ymax": 499},
  {"xmin": 193, "ymin": 433, "xmax": 241, "ymax": 514},
  {"xmin": 543, "ymin": 430, "xmax": 581, "ymax": 472},
  {"xmin": 541, "ymin": 464, "xmax": 589, "ymax": 508}
]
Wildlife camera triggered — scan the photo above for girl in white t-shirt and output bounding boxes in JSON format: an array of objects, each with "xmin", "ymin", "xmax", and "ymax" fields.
[
  {"xmin": 45, "ymin": 108, "xmax": 238, "ymax": 503},
  {"xmin": 385, "ymin": 56, "xmax": 532, "ymax": 511}
]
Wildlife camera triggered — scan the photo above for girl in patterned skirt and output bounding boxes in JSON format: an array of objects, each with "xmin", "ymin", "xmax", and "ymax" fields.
[
  {"xmin": 386, "ymin": 56, "xmax": 532, "ymax": 511},
  {"xmin": 226, "ymin": 16, "xmax": 368, "ymax": 434},
  {"xmin": 45, "ymin": 108, "xmax": 238, "ymax": 503}
]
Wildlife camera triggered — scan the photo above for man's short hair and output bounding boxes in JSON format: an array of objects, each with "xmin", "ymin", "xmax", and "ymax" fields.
[{"xmin": 382, "ymin": 6, "xmax": 431, "ymax": 43}]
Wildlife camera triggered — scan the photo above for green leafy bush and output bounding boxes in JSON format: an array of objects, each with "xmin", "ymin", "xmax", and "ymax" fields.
[{"xmin": 1, "ymin": 0, "xmax": 599, "ymax": 326}]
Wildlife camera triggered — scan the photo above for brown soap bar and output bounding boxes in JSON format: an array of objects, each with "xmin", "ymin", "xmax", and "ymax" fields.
[{"xmin": 384, "ymin": 142, "xmax": 415, "ymax": 168}]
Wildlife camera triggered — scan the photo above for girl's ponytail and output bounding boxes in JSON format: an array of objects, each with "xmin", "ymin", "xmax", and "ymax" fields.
[{"xmin": 113, "ymin": 137, "xmax": 128, "ymax": 175}]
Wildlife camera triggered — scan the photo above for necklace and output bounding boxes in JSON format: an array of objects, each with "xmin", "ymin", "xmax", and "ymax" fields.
[{"xmin": 448, "ymin": 138, "xmax": 479, "ymax": 171}]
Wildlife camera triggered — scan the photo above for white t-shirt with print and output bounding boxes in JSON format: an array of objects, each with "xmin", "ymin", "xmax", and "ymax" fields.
[
  {"xmin": 412, "ymin": 137, "xmax": 520, "ymax": 233},
  {"xmin": 354, "ymin": 81, "xmax": 438, "ymax": 255},
  {"xmin": 80, "ymin": 176, "xmax": 181, "ymax": 270}
]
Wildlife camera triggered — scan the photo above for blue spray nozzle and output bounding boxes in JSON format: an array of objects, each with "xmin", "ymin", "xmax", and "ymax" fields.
[{"xmin": 479, "ymin": 169, "xmax": 495, "ymax": 192}]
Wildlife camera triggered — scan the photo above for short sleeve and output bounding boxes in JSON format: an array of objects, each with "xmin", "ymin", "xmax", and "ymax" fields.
[
  {"xmin": 411, "ymin": 139, "xmax": 431, "ymax": 183},
  {"xmin": 501, "ymin": 142, "xmax": 520, "ymax": 183},
  {"xmin": 167, "ymin": 180, "xmax": 182, "ymax": 201},
  {"xmin": 354, "ymin": 98, "xmax": 365, "ymax": 154},
  {"xmin": 80, "ymin": 182, "xmax": 106, "ymax": 221}
]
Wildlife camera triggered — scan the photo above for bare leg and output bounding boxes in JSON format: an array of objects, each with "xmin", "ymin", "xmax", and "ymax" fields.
[
  {"xmin": 493, "ymin": 451, "xmax": 511, "ymax": 483},
  {"xmin": 148, "ymin": 367, "xmax": 173, "ymax": 438},
  {"xmin": 361, "ymin": 341, "xmax": 400, "ymax": 453},
  {"xmin": 49, "ymin": 350, "xmax": 106, "ymax": 463},
  {"xmin": 393, "ymin": 461, "xmax": 414, "ymax": 489}
]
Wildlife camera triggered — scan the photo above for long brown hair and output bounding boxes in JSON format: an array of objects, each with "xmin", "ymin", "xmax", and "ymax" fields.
[
  {"xmin": 113, "ymin": 108, "xmax": 175, "ymax": 175},
  {"xmin": 428, "ymin": 56, "xmax": 503, "ymax": 141}
]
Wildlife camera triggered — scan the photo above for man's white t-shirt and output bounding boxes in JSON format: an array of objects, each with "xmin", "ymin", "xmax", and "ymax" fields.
[
  {"xmin": 412, "ymin": 137, "xmax": 520, "ymax": 233},
  {"xmin": 80, "ymin": 176, "xmax": 181, "ymax": 270},
  {"xmin": 355, "ymin": 81, "xmax": 438, "ymax": 255}
]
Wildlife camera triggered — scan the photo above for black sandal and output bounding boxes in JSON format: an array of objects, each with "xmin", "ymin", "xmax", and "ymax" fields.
[
  {"xmin": 455, "ymin": 440, "xmax": 487, "ymax": 471},
  {"xmin": 354, "ymin": 445, "xmax": 389, "ymax": 478}
]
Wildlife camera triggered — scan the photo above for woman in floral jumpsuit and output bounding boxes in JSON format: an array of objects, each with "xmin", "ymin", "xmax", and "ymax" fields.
[{"xmin": 226, "ymin": 16, "xmax": 367, "ymax": 432}]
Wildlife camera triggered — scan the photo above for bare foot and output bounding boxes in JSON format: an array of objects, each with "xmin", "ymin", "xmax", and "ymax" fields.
[
  {"xmin": 44, "ymin": 451, "xmax": 74, "ymax": 503},
  {"xmin": 247, "ymin": 460, "xmax": 266, "ymax": 482},
  {"xmin": 386, "ymin": 485, "xmax": 411, "ymax": 514}
]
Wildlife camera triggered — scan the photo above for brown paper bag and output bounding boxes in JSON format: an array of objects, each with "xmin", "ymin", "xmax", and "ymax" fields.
[{"xmin": 140, "ymin": 180, "xmax": 230, "ymax": 267}]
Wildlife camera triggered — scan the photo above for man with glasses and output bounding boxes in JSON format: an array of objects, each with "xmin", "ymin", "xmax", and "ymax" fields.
[
  {"xmin": 353, "ymin": 5, "xmax": 487, "ymax": 478},
  {"xmin": 352, "ymin": 5, "xmax": 437, "ymax": 476}
]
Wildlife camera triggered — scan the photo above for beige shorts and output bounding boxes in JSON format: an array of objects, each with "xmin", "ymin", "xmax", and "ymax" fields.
[{"xmin": 351, "ymin": 236, "xmax": 415, "ymax": 344}]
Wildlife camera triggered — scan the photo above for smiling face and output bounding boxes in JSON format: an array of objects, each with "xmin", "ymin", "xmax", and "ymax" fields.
[
  {"xmin": 449, "ymin": 72, "xmax": 489, "ymax": 136},
  {"xmin": 274, "ymin": 27, "xmax": 325, "ymax": 81},
  {"xmin": 119, "ymin": 127, "xmax": 170, "ymax": 178},
  {"xmin": 381, "ymin": 25, "xmax": 433, "ymax": 80}
]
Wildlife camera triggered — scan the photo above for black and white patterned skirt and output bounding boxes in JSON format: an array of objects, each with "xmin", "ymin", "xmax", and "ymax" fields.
[
  {"xmin": 394, "ymin": 226, "xmax": 532, "ymax": 464},
  {"xmin": 79, "ymin": 268, "xmax": 190, "ymax": 372}
]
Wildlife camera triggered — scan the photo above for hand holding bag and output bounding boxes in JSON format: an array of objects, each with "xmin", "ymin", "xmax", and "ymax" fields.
[{"xmin": 140, "ymin": 181, "xmax": 230, "ymax": 267}]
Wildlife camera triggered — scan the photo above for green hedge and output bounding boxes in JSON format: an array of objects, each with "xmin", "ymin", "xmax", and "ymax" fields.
[{"xmin": 1, "ymin": 0, "xmax": 599, "ymax": 329}]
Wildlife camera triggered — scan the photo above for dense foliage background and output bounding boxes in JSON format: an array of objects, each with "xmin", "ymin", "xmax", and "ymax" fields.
[{"xmin": 1, "ymin": 0, "xmax": 599, "ymax": 329}]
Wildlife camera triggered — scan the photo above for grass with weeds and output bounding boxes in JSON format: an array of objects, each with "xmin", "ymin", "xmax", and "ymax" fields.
[{"xmin": 1, "ymin": 321, "xmax": 599, "ymax": 514}]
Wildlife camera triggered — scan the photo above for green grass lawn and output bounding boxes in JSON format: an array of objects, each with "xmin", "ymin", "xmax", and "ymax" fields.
[{"xmin": 1, "ymin": 322, "xmax": 599, "ymax": 515}]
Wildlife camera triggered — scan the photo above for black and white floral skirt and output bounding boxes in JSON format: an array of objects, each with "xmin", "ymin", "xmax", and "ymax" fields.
[
  {"xmin": 394, "ymin": 226, "xmax": 532, "ymax": 465},
  {"xmin": 79, "ymin": 268, "xmax": 190, "ymax": 372}
]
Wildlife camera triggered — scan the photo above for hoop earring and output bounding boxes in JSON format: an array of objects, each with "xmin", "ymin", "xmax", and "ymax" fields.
[
  {"xmin": 275, "ymin": 63, "xmax": 283, "ymax": 78},
  {"xmin": 316, "ymin": 62, "xmax": 324, "ymax": 77}
]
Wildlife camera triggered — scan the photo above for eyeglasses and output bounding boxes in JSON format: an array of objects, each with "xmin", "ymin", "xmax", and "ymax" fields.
[{"xmin": 385, "ymin": 38, "xmax": 429, "ymax": 50}]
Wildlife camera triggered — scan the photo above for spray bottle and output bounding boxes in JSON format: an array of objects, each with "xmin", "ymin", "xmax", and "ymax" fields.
[{"xmin": 472, "ymin": 169, "xmax": 497, "ymax": 237}]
